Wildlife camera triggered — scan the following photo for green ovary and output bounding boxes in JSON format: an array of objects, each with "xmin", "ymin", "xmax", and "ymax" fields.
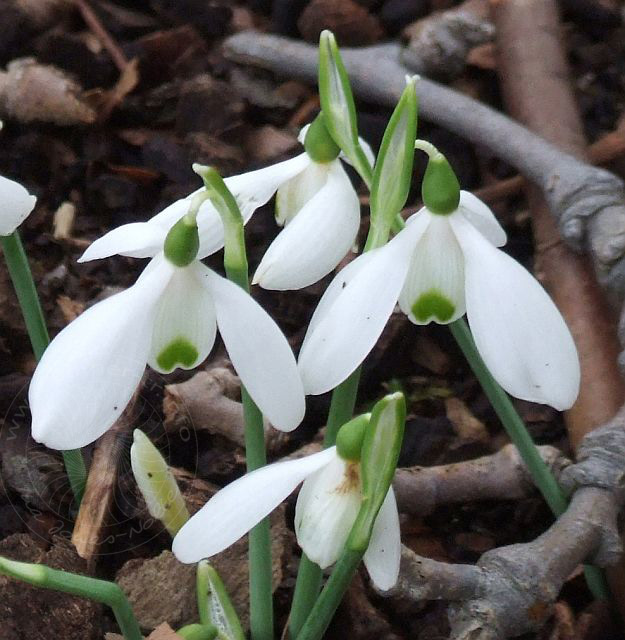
[
  {"xmin": 411, "ymin": 289, "xmax": 455, "ymax": 323},
  {"xmin": 156, "ymin": 337, "xmax": 199, "ymax": 372}
]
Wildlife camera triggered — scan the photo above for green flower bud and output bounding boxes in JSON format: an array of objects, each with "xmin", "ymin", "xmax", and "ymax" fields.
[
  {"xmin": 304, "ymin": 113, "xmax": 341, "ymax": 163},
  {"xmin": 335, "ymin": 413, "xmax": 371, "ymax": 461},
  {"xmin": 421, "ymin": 152, "xmax": 460, "ymax": 215},
  {"xmin": 164, "ymin": 215, "xmax": 200, "ymax": 267}
]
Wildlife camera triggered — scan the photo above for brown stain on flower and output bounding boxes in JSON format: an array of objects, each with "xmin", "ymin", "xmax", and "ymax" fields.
[{"xmin": 335, "ymin": 461, "xmax": 361, "ymax": 494}]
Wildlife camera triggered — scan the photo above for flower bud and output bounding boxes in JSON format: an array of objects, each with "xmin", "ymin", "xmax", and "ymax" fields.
[
  {"xmin": 130, "ymin": 429, "xmax": 190, "ymax": 537},
  {"xmin": 164, "ymin": 215, "xmax": 199, "ymax": 267},
  {"xmin": 304, "ymin": 113, "xmax": 341, "ymax": 163}
]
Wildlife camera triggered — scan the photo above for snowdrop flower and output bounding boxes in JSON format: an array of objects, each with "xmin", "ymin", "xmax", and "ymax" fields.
[
  {"xmin": 29, "ymin": 215, "xmax": 305, "ymax": 450},
  {"xmin": 173, "ymin": 445, "xmax": 401, "ymax": 590},
  {"xmin": 79, "ymin": 116, "xmax": 361, "ymax": 292},
  {"xmin": 0, "ymin": 121, "xmax": 37, "ymax": 235},
  {"xmin": 299, "ymin": 148, "xmax": 580, "ymax": 411}
]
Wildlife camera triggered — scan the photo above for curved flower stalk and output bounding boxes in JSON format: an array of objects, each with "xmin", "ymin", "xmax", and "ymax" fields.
[
  {"xmin": 79, "ymin": 119, "xmax": 362, "ymax": 293},
  {"xmin": 172, "ymin": 444, "xmax": 401, "ymax": 591},
  {"xmin": 29, "ymin": 216, "xmax": 305, "ymax": 450},
  {"xmin": 299, "ymin": 148, "xmax": 580, "ymax": 411}
]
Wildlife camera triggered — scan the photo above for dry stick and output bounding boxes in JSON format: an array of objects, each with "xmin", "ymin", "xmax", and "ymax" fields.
[
  {"xmin": 388, "ymin": 409, "xmax": 625, "ymax": 640},
  {"xmin": 74, "ymin": 0, "xmax": 129, "ymax": 72},
  {"xmin": 223, "ymin": 33, "xmax": 625, "ymax": 310},
  {"xmin": 72, "ymin": 389, "xmax": 139, "ymax": 569},
  {"xmin": 393, "ymin": 443, "xmax": 568, "ymax": 516},
  {"xmin": 490, "ymin": 0, "xmax": 625, "ymax": 613},
  {"xmin": 474, "ymin": 127, "xmax": 625, "ymax": 205}
]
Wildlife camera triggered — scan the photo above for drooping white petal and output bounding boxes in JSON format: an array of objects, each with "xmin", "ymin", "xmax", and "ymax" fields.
[
  {"xmin": 29, "ymin": 257, "xmax": 174, "ymax": 450},
  {"xmin": 274, "ymin": 159, "xmax": 327, "ymax": 226},
  {"xmin": 203, "ymin": 270, "xmax": 305, "ymax": 431},
  {"xmin": 78, "ymin": 222, "xmax": 168, "ymax": 262},
  {"xmin": 173, "ymin": 447, "xmax": 337, "ymax": 562},
  {"xmin": 295, "ymin": 454, "xmax": 362, "ymax": 569},
  {"xmin": 148, "ymin": 262, "xmax": 217, "ymax": 374},
  {"xmin": 253, "ymin": 161, "xmax": 360, "ymax": 290},
  {"xmin": 398, "ymin": 213, "xmax": 466, "ymax": 325},
  {"xmin": 452, "ymin": 214, "xmax": 580, "ymax": 410},
  {"xmin": 363, "ymin": 489, "xmax": 401, "ymax": 591},
  {"xmin": 0, "ymin": 175, "xmax": 36, "ymax": 235},
  {"xmin": 298, "ymin": 212, "xmax": 430, "ymax": 395},
  {"xmin": 457, "ymin": 191, "xmax": 507, "ymax": 247}
]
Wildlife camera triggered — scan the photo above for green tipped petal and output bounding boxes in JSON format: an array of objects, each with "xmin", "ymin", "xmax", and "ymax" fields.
[
  {"xmin": 164, "ymin": 215, "xmax": 200, "ymax": 266},
  {"xmin": 156, "ymin": 337, "xmax": 199, "ymax": 371},
  {"xmin": 411, "ymin": 289, "xmax": 455, "ymax": 323}
]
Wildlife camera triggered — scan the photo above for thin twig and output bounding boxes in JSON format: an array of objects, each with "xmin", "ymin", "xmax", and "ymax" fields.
[{"xmin": 74, "ymin": 0, "xmax": 129, "ymax": 72}]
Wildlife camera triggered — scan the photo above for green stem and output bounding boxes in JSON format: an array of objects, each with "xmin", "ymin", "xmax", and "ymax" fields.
[
  {"xmin": 1, "ymin": 231, "xmax": 87, "ymax": 506},
  {"xmin": 295, "ymin": 550, "xmax": 363, "ymax": 640},
  {"xmin": 196, "ymin": 561, "xmax": 211, "ymax": 626},
  {"xmin": 449, "ymin": 317, "xmax": 609, "ymax": 600},
  {"xmin": 0, "ymin": 556, "xmax": 142, "ymax": 640},
  {"xmin": 199, "ymin": 167, "xmax": 274, "ymax": 640}
]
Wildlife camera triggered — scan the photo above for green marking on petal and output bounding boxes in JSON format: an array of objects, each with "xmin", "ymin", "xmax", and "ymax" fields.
[
  {"xmin": 411, "ymin": 289, "xmax": 455, "ymax": 323},
  {"xmin": 156, "ymin": 337, "xmax": 199, "ymax": 372}
]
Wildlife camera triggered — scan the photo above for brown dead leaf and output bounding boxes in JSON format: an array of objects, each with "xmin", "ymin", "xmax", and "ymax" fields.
[
  {"xmin": 445, "ymin": 397, "xmax": 489, "ymax": 442},
  {"xmin": 0, "ymin": 58, "xmax": 96, "ymax": 125},
  {"xmin": 56, "ymin": 295, "xmax": 85, "ymax": 324},
  {"xmin": 147, "ymin": 623, "xmax": 182, "ymax": 640}
]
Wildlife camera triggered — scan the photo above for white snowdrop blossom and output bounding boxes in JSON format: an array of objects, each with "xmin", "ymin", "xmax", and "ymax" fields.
[
  {"xmin": 172, "ymin": 446, "xmax": 401, "ymax": 591},
  {"xmin": 0, "ymin": 122, "xmax": 37, "ymax": 235},
  {"xmin": 78, "ymin": 126, "xmax": 362, "ymax": 292},
  {"xmin": 298, "ymin": 191, "xmax": 580, "ymax": 411},
  {"xmin": 29, "ymin": 222, "xmax": 305, "ymax": 450}
]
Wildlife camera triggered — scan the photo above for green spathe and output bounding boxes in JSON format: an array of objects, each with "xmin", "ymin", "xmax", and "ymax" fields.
[
  {"xmin": 304, "ymin": 113, "xmax": 341, "ymax": 163},
  {"xmin": 412, "ymin": 289, "xmax": 455, "ymax": 323},
  {"xmin": 177, "ymin": 624, "xmax": 218, "ymax": 640},
  {"xmin": 347, "ymin": 392, "xmax": 405, "ymax": 551},
  {"xmin": 335, "ymin": 413, "xmax": 371, "ymax": 461},
  {"xmin": 164, "ymin": 215, "xmax": 200, "ymax": 267},
  {"xmin": 156, "ymin": 337, "xmax": 199, "ymax": 372},
  {"xmin": 422, "ymin": 153, "xmax": 460, "ymax": 215}
]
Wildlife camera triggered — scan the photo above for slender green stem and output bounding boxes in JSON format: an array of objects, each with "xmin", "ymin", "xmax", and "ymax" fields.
[
  {"xmin": 449, "ymin": 317, "xmax": 609, "ymax": 600},
  {"xmin": 200, "ymin": 167, "xmax": 274, "ymax": 640},
  {"xmin": 1, "ymin": 232, "xmax": 49, "ymax": 359},
  {"xmin": 196, "ymin": 560, "xmax": 211, "ymax": 626},
  {"xmin": 0, "ymin": 556, "xmax": 142, "ymax": 640},
  {"xmin": 1, "ymin": 231, "xmax": 87, "ymax": 505},
  {"xmin": 295, "ymin": 549, "xmax": 363, "ymax": 640}
]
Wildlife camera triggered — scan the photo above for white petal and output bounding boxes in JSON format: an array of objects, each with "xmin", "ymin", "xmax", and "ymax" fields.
[
  {"xmin": 0, "ymin": 175, "xmax": 36, "ymax": 235},
  {"xmin": 78, "ymin": 222, "xmax": 168, "ymax": 262},
  {"xmin": 452, "ymin": 214, "xmax": 580, "ymax": 410},
  {"xmin": 274, "ymin": 159, "xmax": 327, "ymax": 226},
  {"xmin": 203, "ymin": 271, "xmax": 305, "ymax": 431},
  {"xmin": 29, "ymin": 257, "xmax": 174, "ymax": 449},
  {"xmin": 298, "ymin": 212, "xmax": 430, "ymax": 395},
  {"xmin": 253, "ymin": 162, "xmax": 360, "ymax": 290},
  {"xmin": 398, "ymin": 213, "xmax": 466, "ymax": 325},
  {"xmin": 295, "ymin": 455, "xmax": 362, "ymax": 569},
  {"xmin": 458, "ymin": 191, "xmax": 507, "ymax": 247},
  {"xmin": 197, "ymin": 153, "xmax": 313, "ymax": 258},
  {"xmin": 173, "ymin": 447, "xmax": 337, "ymax": 562},
  {"xmin": 148, "ymin": 262, "xmax": 217, "ymax": 373},
  {"xmin": 363, "ymin": 489, "xmax": 401, "ymax": 591}
]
